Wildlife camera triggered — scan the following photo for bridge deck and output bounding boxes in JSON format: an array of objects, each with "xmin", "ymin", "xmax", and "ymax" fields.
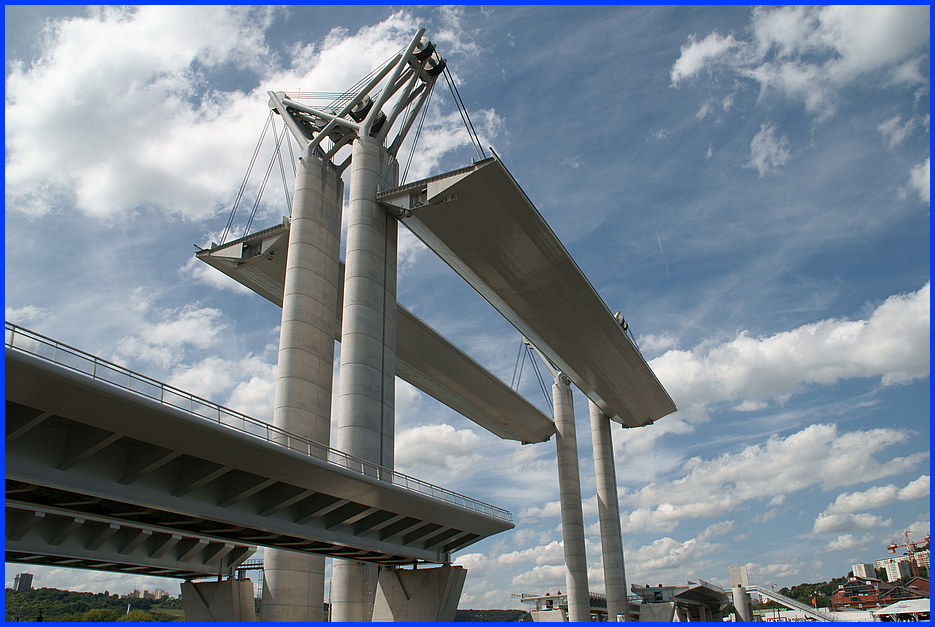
[
  {"xmin": 5, "ymin": 325, "xmax": 513, "ymax": 567},
  {"xmin": 378, "ymin": 157, "xmax": 676, "ymax": 428},
  {"xmin": 196, "ymin": 226, "xmax": 555, "ymax": 444}
]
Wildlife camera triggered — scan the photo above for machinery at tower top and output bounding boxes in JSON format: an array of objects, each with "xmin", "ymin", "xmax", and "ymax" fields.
[{"xmin": 268, "ymin": 28, "xmax": 444, "ymax": 171}]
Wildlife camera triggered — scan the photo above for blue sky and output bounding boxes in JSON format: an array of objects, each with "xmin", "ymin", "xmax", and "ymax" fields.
[{"xmin": 4, "ymin": 6, "xmax": 930, "ymax": 608}]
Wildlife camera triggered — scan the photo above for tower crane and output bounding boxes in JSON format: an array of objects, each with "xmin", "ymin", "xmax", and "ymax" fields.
[{"xmin": 886, "ymin": 530, "xmax": 930, "ymax": 578}]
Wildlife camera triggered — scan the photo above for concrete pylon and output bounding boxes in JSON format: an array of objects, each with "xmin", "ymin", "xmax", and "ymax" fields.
[
  {"xmin": 589, "ymin": 401, "xmax": 628, "ymax": 621},
  {"xmin": 263, "ymin": 151, "xmax": 343, "ymax": 622},
  {"xmin": 331, "ymin": 135, "xmax": 399, "ymax": 621},
  {"xmin": 553, "ymin": 374, "xmax": 591, "ymax": 622}
]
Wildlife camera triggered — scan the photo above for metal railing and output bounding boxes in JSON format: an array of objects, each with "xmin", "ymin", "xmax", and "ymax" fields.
[{"xmin": 5, "ymin": 322, "xmax": 512, "ymax": 524}]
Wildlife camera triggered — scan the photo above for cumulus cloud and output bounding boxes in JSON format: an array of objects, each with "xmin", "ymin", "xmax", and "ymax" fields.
[
  {"xmin": 824, "ymin": 475, "xmax": 930, "ymax": 515},
  {"xmin": 651, "ymin": 283, "xmax": 930, "ymax": 410},
  {"xmin": 113, "ymin": 298, "xmax": 227, "ymax": 369},
  {"xmin": 671, "ymin": 6, "xmax": 930, "ymax": 117},
  {"xmin": 619, "ymin": 423, "xmax": 927, "ymax": 532},
  {"xmin": 395, "ymin": 423, "xmax": 483, "ymax": 472},
  {"xmin": 6, "ymin": 7, "xmax": 498, "ymax": 221},
  {"xmin": 497, "ymin": 541, "xmax": 564, "ymax": 566},
  {"xmin": 825, "ymin": 534, "xmax": 870, "ymax": 552},
  {"xmin": 630, "ymin": 534, "xmax": 721, "ymax": 573},
  {"xmin": 670, "ymin": 33, "xmax": 739, "ymax": 85},
  {"xmin": 5, "ymin": 6, "xmax": 277, "ymax": 220},
  {"xmin": 813, "ymin": 512, "xmax": 892, "ymax": 535}
]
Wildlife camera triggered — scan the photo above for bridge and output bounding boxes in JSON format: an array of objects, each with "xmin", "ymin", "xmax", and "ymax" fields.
[{"xmin": 5, "ymin": 322, "xmax": 514, "ymax": 578}]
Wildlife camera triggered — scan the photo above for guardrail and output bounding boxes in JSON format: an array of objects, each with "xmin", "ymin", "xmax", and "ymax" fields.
[{"xmin": 5, "ymin": 322, "xmax": 512, "ymax": 524}]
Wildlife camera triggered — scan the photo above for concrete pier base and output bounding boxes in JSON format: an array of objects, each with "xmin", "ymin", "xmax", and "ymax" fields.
[
  {"xmin": 553, "ymin": 375, "xmax": 591, "ymax": 622},
  {"xmin": 371, "ymin": 566, "xmax": 467, "ymax": 622},
  {"xmin": 589, "ymin": 401, "xmax": 628, "ymax": 621},
  {"xmin": 182, "ymin": 579, "xmax": 255, "ymax": 621}
]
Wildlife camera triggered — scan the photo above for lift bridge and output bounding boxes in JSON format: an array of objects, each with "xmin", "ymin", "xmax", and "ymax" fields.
[
  {"xmin": 6, "ymin": 27, "xmax": 675, "ymax": 622},
  {"xmin": 5, "ymin": 322, "xmax": 514, "ymax": 578}
]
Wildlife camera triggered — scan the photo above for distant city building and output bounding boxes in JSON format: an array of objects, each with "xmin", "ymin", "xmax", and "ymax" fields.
[
  {"xmin": 876, "ymin": 550, "xmax": 930, "ymax": 578},
  {"xmin": 886, "ymin": 561, "xmax": 912, "ymax": 582},
  {"xmin": 154, "ymin": 588, "xmax": 168, "ymax": 599},
  {"xmin": 852, "ymin": 563, "xmax": 876, "ymax": 579},
  {"xmin": 728, "ymin": 565, "xmax": 749, "ymax": 588},
  {"xmin": 13, "ymin": 572, "xmax": 33, "ymax": 591}
]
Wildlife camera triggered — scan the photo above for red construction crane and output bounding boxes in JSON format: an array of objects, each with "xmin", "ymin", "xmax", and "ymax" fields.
[{"xmin": 886, "ymin": 530, "xmax": 930, "ymax": 578}]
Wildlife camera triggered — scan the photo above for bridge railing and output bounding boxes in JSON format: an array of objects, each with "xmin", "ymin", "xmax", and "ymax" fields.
[{"xmin": 5, "ymin": 322, "xmax": 512, "ymax": 524}]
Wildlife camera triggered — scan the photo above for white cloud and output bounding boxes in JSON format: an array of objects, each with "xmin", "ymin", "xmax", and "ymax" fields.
[
  {"xmin": 5, "ymin": 305, "xmax": 52, "ymax": 325},
  {"xmin": 112, "ymin": 294, "xmax": 228, "ymax": 369},
  {"xmin": 750, "ymin": 559, "xmax": 805, "ymax": 580},
  {"xmin": 878, "ymin": 116, "xmax": 915, "ymax": 149},
  {"xmin": 394, "ymin": 423, "xmax": 482, "ymax": 472},
  {"xmin": 6, "ymin": 8, "xmax": 496, "ymax": 222},
  {"xmin": 823, "ymin": 476, "xmax": 929, "ymax": 516},
  {"xmin": 651, "ymin": 283, "xmax": 930, "ymax": 409},
  {"xmin": 497, "ymin": 540, "xmax": 564, "ymax": 566},
  {"xmin": 672, "ymin": 6, "xmax": 930, "ymax": 117},
  {"xmin": 813, "ymin": 512, "xmax": 892, "ymax": 535},
  {"xmin": 618, "ymin": 422, "xmax": 927, "ymax": 532},
  {"xmin": 908, "ymin": 158, "xmax": 930, "ymax": 204},
  {"xmin": 825, "ymin": 534, "xmax": 870, "ymax": 552},
  {"xmin": 630, "ymin": 535, "xmax": 720, "ymax": 573},
  {"xmin": 637, "ymin": 332, "xmax": 680, "ymax": 355},
  {"xmin": 670, "ymin": 33, "xmax": 739, "ymax": 85},
  {"xmin": 898, "ymin": 475, "xmax": 930, "ymax": 501},
  {"xmin": 5, "ymin": 6, "xmax": 277, "ymax": 220},
  {"xmin": 747, "ymin": 123, "xmax": 791, "ymax": 177},
  {"xmin": 510, "ymin": 564, "xmax": 567, "ymax": 589}
]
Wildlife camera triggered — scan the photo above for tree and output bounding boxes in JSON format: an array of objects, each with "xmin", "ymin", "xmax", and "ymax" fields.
[{"xmin": 119, "ymin": 609, "xmax": 156, "ymax": 622}]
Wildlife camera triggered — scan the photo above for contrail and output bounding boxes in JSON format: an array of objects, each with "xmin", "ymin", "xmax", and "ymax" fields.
[{"xmin": 656, "ymin": 232, "xmax": 671, "ymax": 278}]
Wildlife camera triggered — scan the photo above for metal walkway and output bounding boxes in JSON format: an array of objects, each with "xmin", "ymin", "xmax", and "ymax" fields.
[
  {"xmin": 746, "ymin": 585, "xmax": 839, "ymax": 621},
  {"xmin": 5, "ymin": 323, "xmax": 513, "ymax": 573}
]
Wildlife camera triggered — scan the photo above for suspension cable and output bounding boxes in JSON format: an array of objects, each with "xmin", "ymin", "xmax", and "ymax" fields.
[
  {"xmin": 272, "ymin": 115, "xmax": 292, "ymax": 217},
  {"xmin": 401, "ymin": 81, "xmax": 435, "ymax": 184},
  {"xmin": 243, "ymin": 125, "xmax": 287, "ymax": 237},
  {"xmin": 443, "ymin": 67, "xmax": 485, "ymax": 161},
  {"xmin": 510, "ymin": 337, "xmax": 526, "ymax": 390},
  {"xmin": 526, "ymin": 345, "xmax": 552, "ymax": 410},
  {"xmin": 221, "ymin": 111, "xmax": 273, "ymax": 245}
]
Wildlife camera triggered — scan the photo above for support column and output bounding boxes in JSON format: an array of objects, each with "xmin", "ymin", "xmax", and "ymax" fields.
[
  {"xmin": 182, "ymin": 579, "xmax": 255, "ymax": 621},
  {"xmin": 371, "ymin": 566, "xmax": 467, "ymax": 622},
  {"xmin": 553, "ymin": 374, "xmax": 590, "ymax": 622},
  {"xmin": 262, "ymin": 151, "xmax": 344, "ymax": 622},
  {"xmin": 733, "ymin": 585, "xmax": 753, "ymax": 622},
  {"xmin": 589, "ymin": 401, "xmax": 628, "ymax": 621},
  {"xmin": 331, "ymin": 135, "xmax": 399, "ymax": 622}
]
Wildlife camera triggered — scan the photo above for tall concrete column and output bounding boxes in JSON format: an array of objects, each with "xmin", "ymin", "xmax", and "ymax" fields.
[
  {"xmin": 263, "ymin": 151, "xmax": 344, "ymax": 622},
  {"xmin": 553, "ymin": 374, "xmax": 591, "ymax": 622},
  {"xmin": 331, "ymin": 135, "xmax": 399, "ymax": 622},
  {"xmin": 589, "ymin": 401, "xmax": 628, "ymax": 621}
]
